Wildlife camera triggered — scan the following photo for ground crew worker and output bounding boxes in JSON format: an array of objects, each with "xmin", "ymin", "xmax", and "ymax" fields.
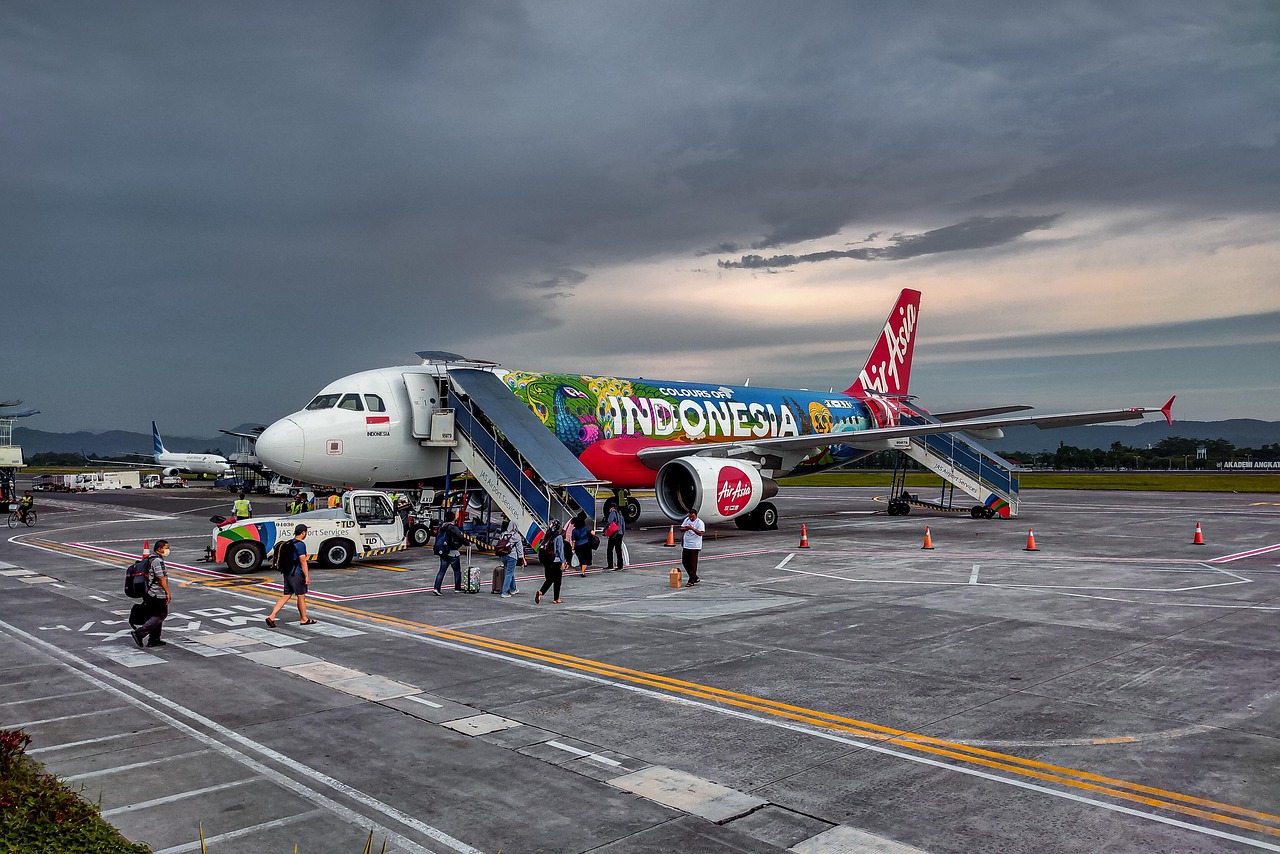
[
  {"xmin": 232, "ymin": 492, "xmax": 253, "ymax": 520},
  {"xmin": 289, "ymin": 494, "xmax": 304, "ymax": 515},
  {"xmin": 327, "ymin": 492, "xmax": 341, "ymax": 509}
]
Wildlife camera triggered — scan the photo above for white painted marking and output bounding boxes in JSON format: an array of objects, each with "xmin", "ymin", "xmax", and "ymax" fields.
[
  {"xmin": 88, "ymin": 595, "xmax": 108, "ymax": 602},
  {"xmin": 3, "ymin": 707, "xmax": 122, "ymax": 728},
  {"xmin": 29, "ymin": 730, "xmax": 162, "ymax": 754},
  {"xmin": 64, "ymin": 750, "xmax": 210, "ymax": 781},
  {"xmin": 0, "ymin": 569, "xmax": 32, "ymax": 576},
  {"xmin": 403, "ymin": 695, "xmax": 444, "ymax": 709},
  {"xmin": 775, "ymin": 553, "xmax": 795, "ymax": 570},
  {"xmin": 0, "ymin": 620, "xmax": 479, "ymax": 854},
  {"xmin": 151, "ymin": 810, "xmax": 325, "ymax": 854},
  {"xmin": 100, "ymin": 778, "xmax": 255, "ymax": 816},
  {"xmin": 969, "ymin": 564, "xmax": 980, "ymax": 585},
  {"xmin": 0, "ymin": 689, "xmax": 97, "ymax": 708},
  {"xmin": 546, "ymin": 740, "xmax": 622, "ymax": 767}
]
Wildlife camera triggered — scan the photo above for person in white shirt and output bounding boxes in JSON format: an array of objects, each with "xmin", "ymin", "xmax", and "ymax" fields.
[{"xmin": 680, "ymin": 509, "xmax": 705, "ymax": 586}]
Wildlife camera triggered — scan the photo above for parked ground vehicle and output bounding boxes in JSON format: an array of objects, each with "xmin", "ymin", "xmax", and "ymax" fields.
[
  {"xmin": 209, "ymin": 489, "xmax": 432, "ymax": 572},
  {"xmin": 143, "ymin": 474, "xmax": 186, "ymax": 488}
]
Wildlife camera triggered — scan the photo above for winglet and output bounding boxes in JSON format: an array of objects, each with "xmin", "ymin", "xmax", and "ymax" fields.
[{"xmin": 1161, "ymin": 395, "xmax": 1176, "ymax": 426}]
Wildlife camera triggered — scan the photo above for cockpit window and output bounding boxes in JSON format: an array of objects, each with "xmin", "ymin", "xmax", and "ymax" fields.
[
  {"xmin": 364, "ymin": 394, "xmax": 386, "ymax": 412},
  {"xmin": 338, "ymin": 394, "xmax": 364, "ymax": 411},
  {"xmin": 305, "ymin": 394, "xmax": 341, "ymax": 411}
]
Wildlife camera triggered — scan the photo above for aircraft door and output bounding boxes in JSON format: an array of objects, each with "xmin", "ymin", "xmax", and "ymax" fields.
[{"xmin": 402, "ymin": 373, "xmax": 439, "ymax": 439}]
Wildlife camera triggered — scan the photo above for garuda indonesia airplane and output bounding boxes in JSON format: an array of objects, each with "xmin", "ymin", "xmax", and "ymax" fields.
[{"xmin": 255, "ymin": 289, "xmax": 1173, "ymax": 528}]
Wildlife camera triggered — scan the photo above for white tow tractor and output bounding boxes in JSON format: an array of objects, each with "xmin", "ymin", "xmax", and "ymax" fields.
[{"xmin": 208, "ymin": 490, "xmax": 431, "ymax": 573}]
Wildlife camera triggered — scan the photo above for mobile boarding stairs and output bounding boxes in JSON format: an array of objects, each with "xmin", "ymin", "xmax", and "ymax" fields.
[
  {"xmin": 412, "ymin": 367, "xmax": 600, "ymax": 549},
  {"xmin": 883, "ymin": 402, "xmax": 1020, "ymax": 519}
]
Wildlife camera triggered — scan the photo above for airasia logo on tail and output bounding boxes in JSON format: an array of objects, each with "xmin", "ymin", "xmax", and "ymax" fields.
[
  {"xmin": 846, "ymin": 289, "xmax": 921, "ymax": 399},
  {"xmin": 716, "ymin": 466, "xmax": 754, "ymax": 516}
]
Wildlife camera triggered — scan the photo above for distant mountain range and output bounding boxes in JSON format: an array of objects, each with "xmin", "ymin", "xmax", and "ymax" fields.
[
  {"xmin": 990, "ymin": 419, "xmax": 1280, "ymax": 454},
  {"xmin": 14, "ymin": 419, "xmax": 1279, "ymax": 457},
  {"xmin": 14, "ymin": 424, "xmax": 264, "ymax": 457}
]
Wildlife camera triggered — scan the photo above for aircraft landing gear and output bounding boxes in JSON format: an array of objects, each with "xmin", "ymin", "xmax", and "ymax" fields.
[
  {"xmin": 733, "ymin": 501, "xmax": 779, "ymax": 530},
  {"xmin": 887, "ymin": 501, "xmax": 911, "ymax": 516}
]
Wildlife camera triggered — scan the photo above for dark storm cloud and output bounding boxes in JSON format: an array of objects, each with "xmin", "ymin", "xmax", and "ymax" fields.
[
  {"xmin": 2, "ymin": 1, "xmax": 1277, "ymax": 430},
  {"xmin": 718, "ymin": 214, "xmax": 1061, "ymax": 268}
]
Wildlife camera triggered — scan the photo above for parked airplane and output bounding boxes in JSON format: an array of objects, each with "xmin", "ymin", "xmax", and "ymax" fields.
[
  {"xmin": 99, "ymin": 422, "xmax": 234, "ymax": 478},
  {"xmin": 255, "ymin": 289, "xmax": 1174, "ymax": 527}
]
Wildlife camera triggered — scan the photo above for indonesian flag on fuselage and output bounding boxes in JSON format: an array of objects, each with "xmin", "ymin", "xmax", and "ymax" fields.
[{"xmin": 366, "ymin": 416, "xmax": 390, "ymax": 425}]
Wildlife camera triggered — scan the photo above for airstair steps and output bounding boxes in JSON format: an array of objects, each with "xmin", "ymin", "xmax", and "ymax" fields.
[{"xmin": 898, "ymin": 406, "xmax": 1020, "ymax": 518}]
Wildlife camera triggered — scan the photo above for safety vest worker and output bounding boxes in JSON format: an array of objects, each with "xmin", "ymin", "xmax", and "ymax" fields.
[
  {"xmin": 327, "ymin": 493, "xmax": 340, "ymax": 509},
  {"xmin": 232, "ymin": 494, "xmax": 253, "ymax": 520}
]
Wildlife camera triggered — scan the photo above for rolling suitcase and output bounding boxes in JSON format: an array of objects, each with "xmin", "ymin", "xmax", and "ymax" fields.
[
  {"xmin": 491, "ymin": 565, "xmax": 503, "ymax": 594},
  {"xmin": 463, "ymin": 565, "xmax": 482, "ymax": 594}
]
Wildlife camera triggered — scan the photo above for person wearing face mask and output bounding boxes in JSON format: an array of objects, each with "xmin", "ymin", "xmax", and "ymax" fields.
[{"xmin": 131, "ymin": 540, "xmax": 173, "ymax": 649}]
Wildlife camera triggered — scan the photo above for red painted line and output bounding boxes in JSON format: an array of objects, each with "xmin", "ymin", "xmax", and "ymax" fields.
[{"xmin": 1210, "ymin": 543, "xmax": 1280, "ymax": 563}]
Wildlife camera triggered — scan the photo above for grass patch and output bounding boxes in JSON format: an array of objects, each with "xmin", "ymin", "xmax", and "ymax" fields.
[
  {"xmin": 779, "ymin": 471, "xmax": 1280, "ymax": 493},
  {"xmin": 1, "ymin": 729, "xmax": 151, "ymax": 853}
]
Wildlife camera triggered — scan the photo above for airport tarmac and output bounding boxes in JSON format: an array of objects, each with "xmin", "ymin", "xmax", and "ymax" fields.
[{"xmin": 2, "ymin": 483, "xmax": 1279, "ymax": 853}]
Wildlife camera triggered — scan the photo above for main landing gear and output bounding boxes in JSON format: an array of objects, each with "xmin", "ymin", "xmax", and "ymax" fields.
[{"xmin": 734, "ymin": 501, "xmax": 778, "ymax": 530}]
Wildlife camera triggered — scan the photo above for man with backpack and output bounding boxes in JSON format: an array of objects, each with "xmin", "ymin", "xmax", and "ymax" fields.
[
  {"xmin": 131, "ymin": 540, "xmax": 172, "ymax": 649},
  {"xmin": 432, "ymin": 514, "xmax": 466, "ymax": 596},
  {"xmin": 266, "ymin": 524, "xmax": 316, "ymax": 627}
]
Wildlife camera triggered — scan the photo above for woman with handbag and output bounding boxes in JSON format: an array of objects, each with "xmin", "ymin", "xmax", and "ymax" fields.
[{"xmin": 604, "ymin": 499, "xmax": 625, "ymax": 571}]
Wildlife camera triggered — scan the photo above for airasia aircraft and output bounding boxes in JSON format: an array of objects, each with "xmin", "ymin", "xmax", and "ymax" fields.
[{"xmin": 254, "ymin": 289, "xmax": 1173, "ymax": 527}]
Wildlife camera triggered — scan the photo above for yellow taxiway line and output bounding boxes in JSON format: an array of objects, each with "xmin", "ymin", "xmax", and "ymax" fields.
[{"xmin": 32, "ymin": 539, "xmax": 1280, "ymax": 840}]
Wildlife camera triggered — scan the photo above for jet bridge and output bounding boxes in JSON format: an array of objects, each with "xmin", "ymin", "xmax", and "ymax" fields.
[
  {"xmin": 431, "ymin": 368, "xmax": 600, "ymax": 547},
  {"xmin": 889, "ymin": 403, "xmax": 1020, "ymax": 518}
]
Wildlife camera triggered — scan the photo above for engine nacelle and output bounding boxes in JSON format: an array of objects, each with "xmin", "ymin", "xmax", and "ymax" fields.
[{"xmin": 654, "ymin": 457, "xmax": 778, "ymax": 524}]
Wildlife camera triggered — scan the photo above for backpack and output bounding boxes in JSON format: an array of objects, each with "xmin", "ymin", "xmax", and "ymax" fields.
[
  {"xmin": 274, "ymin": 541, "xmax": 297, "ymax": 574},
  {"xmin": 537, "ymin": 534, "xmax": 558, "ymax": 563},
  {"xmin": 124, "ymin": 557, "xmax": 151, "ymax": 599},
  {"xmin": 494, "ymin": 530, "xmax": 514, "ymax": 557},
  {"xmin": 433, "ymin": 527, "xmax": 451, "ymax": 556}
]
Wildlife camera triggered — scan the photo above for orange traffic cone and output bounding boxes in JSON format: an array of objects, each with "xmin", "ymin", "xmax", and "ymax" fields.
[
  {"xmin": 798, "ymin": 523, "xmax": 810, "ymax": 548},
  {"xmin": 663, "ymin": 525, "xmax": 676, "ymax": 547},
  {"xmin": 1023, "ymin": 529, "xmax": 1039, "ymax": 551},
  {"xmin": 1192, "ymin": 522, "xmax": 1204, "ymax": 545},
  {"xmin": 142, "ymin": 539, "xmax": 149, "ymax": 557},
  {"xmin": 921, "ymin": 527, "xmax": 934, "ymax": 550}
]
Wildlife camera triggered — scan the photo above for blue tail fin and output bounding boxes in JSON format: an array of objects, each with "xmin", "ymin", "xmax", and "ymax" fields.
[{"xmin": 152, "ymin": 421, "xmax": 166, "ymax": 457}]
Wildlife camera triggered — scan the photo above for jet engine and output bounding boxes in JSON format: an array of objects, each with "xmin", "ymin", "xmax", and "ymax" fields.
[{"xmin": 654, "ymin": 457, "xmax": 779, "ymax": 529}]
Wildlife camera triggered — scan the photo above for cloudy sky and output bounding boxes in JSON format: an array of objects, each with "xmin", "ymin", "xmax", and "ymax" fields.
[{"xmin": 4, "ymin": 1, "xmax": 1278, "ymax": 436}]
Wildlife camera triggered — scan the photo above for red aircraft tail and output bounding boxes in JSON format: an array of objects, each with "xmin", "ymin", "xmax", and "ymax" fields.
[{"xmin": 843, "ymin": 288, "xmax": 923, "ymax": 398}]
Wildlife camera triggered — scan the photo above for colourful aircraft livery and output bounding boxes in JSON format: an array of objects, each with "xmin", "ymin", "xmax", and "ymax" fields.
[{"xmin": 497, "ymin": 370, "xmax": 875, "ymax": 477}]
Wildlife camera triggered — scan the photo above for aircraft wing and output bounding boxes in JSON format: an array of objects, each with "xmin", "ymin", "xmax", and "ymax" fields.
[
  {"xmin": 634, "ymin": 397, "xmax": 1175, "ymax": 469},
  {"xmin": 219, "ymin": 428, "xmax": 264, "ymax": 441},
  {"xmin": 78, "ymin": 455, "xmax": 156, "ymax": 469}
]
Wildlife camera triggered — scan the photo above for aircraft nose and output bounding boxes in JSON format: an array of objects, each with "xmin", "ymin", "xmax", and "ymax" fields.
[{"xmin": 256, "ymin": 418, "xmax": 305, "ymax": 477}]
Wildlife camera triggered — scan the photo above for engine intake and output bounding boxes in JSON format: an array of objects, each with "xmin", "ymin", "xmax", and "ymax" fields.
[{"xmin": 654, "ymin": 457, "xmax": 778, "ymax": 524}]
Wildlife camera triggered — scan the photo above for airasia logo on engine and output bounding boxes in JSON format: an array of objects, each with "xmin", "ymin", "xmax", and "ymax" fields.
[{"xmin": 716, "ymin": 466, "xmax": 754, "ymax": 516}]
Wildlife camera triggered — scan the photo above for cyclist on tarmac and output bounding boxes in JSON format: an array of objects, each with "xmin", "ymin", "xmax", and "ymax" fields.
[{"xmin": 17, "ymin": 491, "xmax": 33, "ymax": 524}]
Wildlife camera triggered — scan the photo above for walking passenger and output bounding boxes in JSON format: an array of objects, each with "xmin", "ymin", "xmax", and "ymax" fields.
[
  {"xmin": 266, "ymin": 525, "xmax": 316, "ymax": 626},
  {"xmin": 131, "ymin": 540, "xmax": 172, "ymax": 648},
  {"xmin": 570, "ymin": 510, "xmax": 594, "ymax": 577},
  {"xmin": 432, "ymin": 516, "xmax": 465, "ymax": 596},
  {"xmin": 535, "ymin": 520, "xmax": 565, "ymax": 604},
  {"xmin": 497, "ymin": 519, "xmax": 525, "ymax": 598},
  {"xmin": 604, "ymin": 500, "xmax": 625, "ymax": 571}
]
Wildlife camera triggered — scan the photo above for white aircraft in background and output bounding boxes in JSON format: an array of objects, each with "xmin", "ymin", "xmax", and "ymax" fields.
[
  {"xmin": 255, "ymin": 289, "xmax": 1174, "ymax": 528},
  {"xmin": 97, "ymin": 422, "xmax": 233, "ymax": 478}
]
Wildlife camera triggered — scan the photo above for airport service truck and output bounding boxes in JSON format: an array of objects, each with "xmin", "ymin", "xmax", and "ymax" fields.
[
  {"xmin": 143, "ymin": 474, "xmax": 186, "ymax": 488},
  {"xmin": 209, "ymin": 489, "xmax": 432, "ymax": 572}
]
